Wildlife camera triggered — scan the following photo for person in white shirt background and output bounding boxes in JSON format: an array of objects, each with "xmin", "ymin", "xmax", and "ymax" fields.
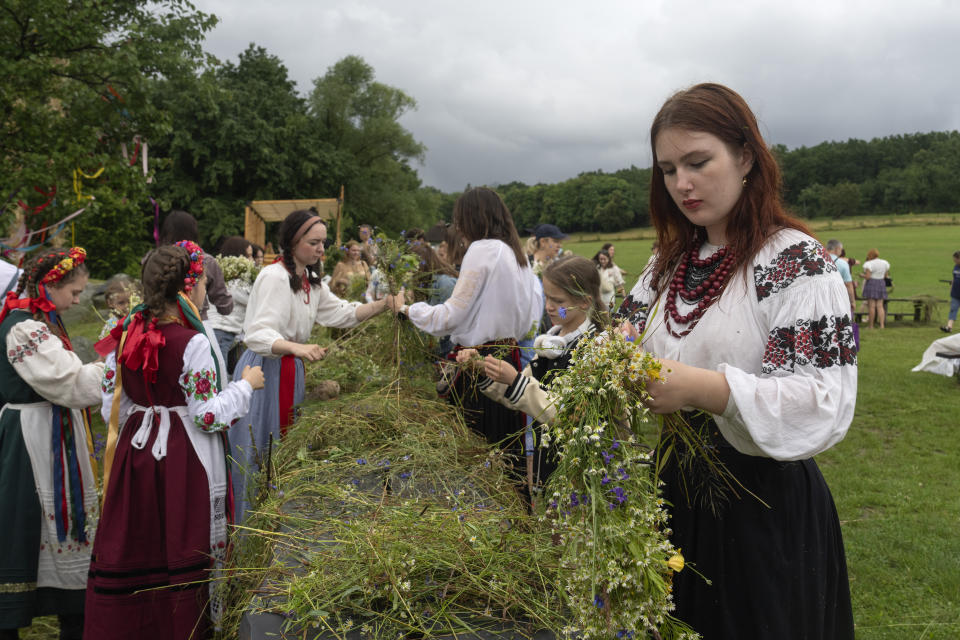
[
  {"xmin": 392, "ymin": 187, "xmax": 542, "ymax": 467},
  {"xmin": 228, "ymin": 210, "xmax": 400, "ymax": 522}
]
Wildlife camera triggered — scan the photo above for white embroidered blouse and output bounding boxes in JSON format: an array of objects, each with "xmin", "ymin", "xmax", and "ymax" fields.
[
  {"xmin": 407, "ymin": 239, "xmax": 543, "ymax": 346},
  {"xmin": 619, "ymin": 228, "xmax": 857, "ymax": 461},
  {"xmin": 242, "ymin": 263, "xmax": 363, "ymax": 356}
]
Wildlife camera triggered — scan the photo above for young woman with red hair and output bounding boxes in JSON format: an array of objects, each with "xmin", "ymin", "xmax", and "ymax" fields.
[{"xmin": 618, "ymin": 84, "xmax": 856, "ymax": 638}]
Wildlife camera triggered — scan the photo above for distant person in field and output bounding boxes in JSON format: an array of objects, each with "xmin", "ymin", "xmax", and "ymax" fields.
[
  {"xmin": 942, "ymin": 250, "xmax": 960, "ymax": 333},
  {"xmin": 617, "ymin": 82, "xmax": 855, "ymax": 639},
  {"xmin": 592, "ymin": 249, "xmax": 624, "ymax": 310},
  {"xmin": 860, "ymin": 248, "xmax": 891, "ymax": 329},
  {"xmin": 825, "ymin": 239, "xmax": 856, "ymax": 316},
  {"xmin": 602, "ymin": 241, "xmax": 629, "ymax": 279},
  {"xmin": 529, "ymin": 224, "xmax": 567, "ymax": 274}
]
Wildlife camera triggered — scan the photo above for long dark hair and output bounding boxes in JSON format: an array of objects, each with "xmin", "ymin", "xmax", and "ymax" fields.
[
  {"xmin": 278, "ymin": 209, "xmax": 325, "ymax": 292},
  {"xmin": 218, "ymin": 235, "xmax": 251, "ymax": 258},
  {"xmin": 543, "ymin": 255, "xmax": 607, "ymax": 329},
  {"xmin": 159, "ymin": 210, "xmax": 199, "ymax": 244},
  {"xmin": 648, "ymin": 83, "xmax": 810, "ymax": 297},
  {"xmin": 452, "ymin": 187, "xmax": 527, "ymax": 268}
]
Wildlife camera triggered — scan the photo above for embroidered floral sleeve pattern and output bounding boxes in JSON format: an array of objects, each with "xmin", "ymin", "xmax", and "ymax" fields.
[
  {"xmin": 7, "ymin": 325, "xmax": 51, "ymax": 364},
  {"xmin": 181, "ymin": 369, "xmax": 216, "ymax": 402},
  {"xmin": 101, "ymin": 364, "xmax": 116, "ymax": 394},
  {"xmin": 182, "ymin": 367, "xmax": 231, "ymax": 432},
  {"xmin": 615, "ymin": 294, "xmax": 649, "ymax": 334},
  {"xmin": 754, "ymin": 241, "xmax": 836, "ymax": 302},
  {"xmin": 762, "ymin": 315, "xmax": 857, "ymax": 374}
]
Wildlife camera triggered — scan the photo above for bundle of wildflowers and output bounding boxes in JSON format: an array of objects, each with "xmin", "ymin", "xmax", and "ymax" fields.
[
  {"xmin": 216, "ymin": 254, "xmax": 259, "ymax": 284},
  {"xmin": 543, "ymin": 331, "xmax": 699, "ymax": 640},
  {"xmin": 369, "ymin": 233, "xmax": 420, "ymax": 295}
]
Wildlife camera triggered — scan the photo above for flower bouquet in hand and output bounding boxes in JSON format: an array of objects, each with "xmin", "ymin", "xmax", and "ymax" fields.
[{"xmin": 543, "ymin": 331, "xmax": 701, "ymax": 640}]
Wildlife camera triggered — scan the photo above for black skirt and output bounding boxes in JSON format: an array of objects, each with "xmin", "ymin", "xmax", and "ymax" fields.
[{"xmin": 662, "ymin": 416, "xmax": 854, "ymax": 639}]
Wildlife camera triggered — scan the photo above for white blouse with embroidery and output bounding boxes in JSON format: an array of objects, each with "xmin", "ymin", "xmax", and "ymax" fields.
[
  {"xmin": 619, "ymin": 228, "xmax": 857, "ymax": 461},
  {"xmin": 4, "ymin": 318, "xmax": 103, "ymax": 590},
  {"xmin": 100, "ymin": 333, "xmax": 253, "ymax": 434},
  {"xmin": 242, "ymin": 263, "xmax": 363, "ymax": 356},
  {"xmin": 407, "ymin": 239, "xmax": 543, "ymax": 346}
]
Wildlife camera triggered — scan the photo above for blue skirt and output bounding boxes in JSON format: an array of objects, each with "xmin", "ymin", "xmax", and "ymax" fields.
[
  {"xmin": 227, "ymin": 350, "xmax": 304, "ymax": 523},
  {"xmin": 862, "ymin": 278, "xmax": 887, "ymax": 300}
]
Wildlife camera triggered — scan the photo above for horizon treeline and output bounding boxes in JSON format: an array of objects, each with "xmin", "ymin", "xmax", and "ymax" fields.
[{"xmin": 461, "ymin": 130, "xmax": 960, "ymax": 235}]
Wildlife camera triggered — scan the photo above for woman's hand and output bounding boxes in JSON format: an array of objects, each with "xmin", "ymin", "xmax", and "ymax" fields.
[
  {"xmin": 384, "ymin": 290, "xmax": 406, "ymax": 313},
  {"xmin": 241, "ymin": 365, "xmax": 266, "ymax": 390},
  {"xmin": 293, "ymin": 343, "xmax": 328, "ymax": 362},
  {"xmin": 482, "ymin": 355, "xmax": 517, "ymax": 384},
  {"xmin": 455, "ymin": 349, "xmax": 482, "ymax": 368},
  {"xmin": 618, "ymin": 320, "xmax": 639, "ymax": 342},
  {"xmin": 644, "ymin": 358, "xmax": 730, "ymax": 415}
]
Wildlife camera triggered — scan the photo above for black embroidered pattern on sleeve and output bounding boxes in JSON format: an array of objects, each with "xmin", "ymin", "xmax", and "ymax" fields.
[
  {"xmin": 754, "ymin": 241, "xmax": 836, "ymax": 302},
  {"xmin": 615, "ymin": 294, "xmax": 649, "ymax": 334},
  {"xmin": 763, "ymin": 315, "xmax": 857, "ymax": 374}
]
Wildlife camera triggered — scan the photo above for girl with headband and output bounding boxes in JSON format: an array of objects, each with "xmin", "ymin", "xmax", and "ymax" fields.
[
  {"xmin": 228, "ymin": 210, "xmax": 401, "ymax": 522},
  {"xmin": 0, "ymin": 247, "xmax": 102, "ymax": 640},
  {"xmin": 85, "ymin": 242, "xmax": 264, "ymax": 639}
]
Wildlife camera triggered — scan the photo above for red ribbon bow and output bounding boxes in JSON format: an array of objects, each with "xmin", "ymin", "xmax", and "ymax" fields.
[
  {"xmin": 117, "ymin": 314, "xmax": 165, "ymax": 383},
  {"xmin": 0, "ymin": 291, "xmax": 56, "ymax": 324}
]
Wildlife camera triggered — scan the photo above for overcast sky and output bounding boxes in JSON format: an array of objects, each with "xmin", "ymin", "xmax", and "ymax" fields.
[{"xmin": 193, "ymin": 0, "xmax": 960, "ymax": 192}]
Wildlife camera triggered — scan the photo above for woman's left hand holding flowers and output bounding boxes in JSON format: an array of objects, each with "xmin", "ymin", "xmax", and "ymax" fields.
[{"xmin": 645, "ymin": 358, "xmax": 731, "ymax": 415}]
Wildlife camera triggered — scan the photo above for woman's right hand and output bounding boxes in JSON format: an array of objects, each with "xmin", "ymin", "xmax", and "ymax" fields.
[
  {"xmin": 618, "ymin": 320, "xmax": 639, "ymax": 342},
  {"xmin": 293, "ymin": 343, "xmax": 328, "ymax": 362},
  {"xmin": 455, "ymin": 348, "xmax": 482, "ymax": 369},
  {"xmin": 241, "ymin": 365, "xmax": 266, "ymax": 390}
]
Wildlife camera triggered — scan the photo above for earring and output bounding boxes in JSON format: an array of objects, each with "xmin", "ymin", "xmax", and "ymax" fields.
[{"xmin": 742, "ymin": 177, "xmax": 748, "ymax": 187}]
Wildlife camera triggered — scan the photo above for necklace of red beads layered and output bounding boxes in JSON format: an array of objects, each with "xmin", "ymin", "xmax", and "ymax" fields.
[{"xmin": 664, "ymin": 238, "xmax": 736, "ymax": 338}]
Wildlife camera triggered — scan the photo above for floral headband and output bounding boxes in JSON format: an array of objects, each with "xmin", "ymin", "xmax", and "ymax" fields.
[
  {"xmin": 40, "ymin": 247, "xmax": 87, "ymax": 285},
  {"xmin": 174, "ymin": 240, "xmax": 205, "ymax": 292}
]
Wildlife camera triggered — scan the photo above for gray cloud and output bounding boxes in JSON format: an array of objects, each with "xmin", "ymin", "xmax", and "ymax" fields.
[{"xmin": 195, "ymin": 0, "xmax": 960, "ymax": 191}]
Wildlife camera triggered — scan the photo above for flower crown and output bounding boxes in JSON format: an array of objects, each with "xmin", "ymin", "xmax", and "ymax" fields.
[
  {"xmin": 174, "ymin": 240, "xmax": 205, "ymax": 292},
  {"xmin": 40, "ymin": 247, "xmax": 87, "ymax": 285}
]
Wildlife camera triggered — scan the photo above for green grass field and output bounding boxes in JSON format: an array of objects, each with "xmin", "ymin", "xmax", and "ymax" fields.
[{"xmin": 22, "ymin": 217, "xmax": 960, "ymax": 638}]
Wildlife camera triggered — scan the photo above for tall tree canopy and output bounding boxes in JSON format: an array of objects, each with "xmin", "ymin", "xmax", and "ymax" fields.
[{"xmin": 0, "ymin": 0, "xmax": 216, "ymax": 274}]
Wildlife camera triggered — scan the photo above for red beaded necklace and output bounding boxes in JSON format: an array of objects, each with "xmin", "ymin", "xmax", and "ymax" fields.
[{"xmin": 664, "ymin": 238, "xmax": 736, "ymax": 338}]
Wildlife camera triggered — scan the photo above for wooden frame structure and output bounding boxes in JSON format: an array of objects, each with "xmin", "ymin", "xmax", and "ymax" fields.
[{"xmin": 244, "ymin": 187, "xmax": 344, "ymax": 257}]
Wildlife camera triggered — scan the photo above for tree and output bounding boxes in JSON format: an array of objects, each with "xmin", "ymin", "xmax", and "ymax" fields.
[
  {"xmin": 307, "ymin": 56, "xmax": 427, "ymax": 232},
  {"xmin": 151, "ymin": 45, "xmax": 327, "ymax": 244},
  {"xmin": 0, "ymin": 0, "xmax": 216, "ymax": 274}
]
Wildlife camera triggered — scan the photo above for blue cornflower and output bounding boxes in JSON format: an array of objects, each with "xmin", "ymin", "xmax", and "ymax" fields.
[
  {"xmin": 570, "ymin": 492, "xmax": 580, "ymax": 507},
  {"xmin": 558, "ymin": 306, "xmax": 567, "ymax": 319},
  {"xmin": 399, "ymin": 472, "xmax": 411, "ymax": 479},
  {"xmin": 612, "ymin": 486, "xmax": 627, "ymax": 504},
  {"xmin": 549, "ymin": 499, "xmax": 558, "ymax": 509},
  {"xmin": 593, "ymin": 594, "xmax": 604, "ymax": 608},
  {"xmin": 601, "ymin": 450, "xmax": 613, "ymax": 464},
  {"xmin": 625, "ymin": 335, "xmax": 636, "ymax": 342},
  {"xmin": 617, "ymin": 467, "xmax": 629, "ymax": 480},
  {"xmin": 601, "ymin": 475, "xmax": 611, "ymax": 486},
  {"xmin": 356, "ymin": 458, "xmax": 367, "ymax": 465},
  {"xmin": 581, "ymin": 493, "xmax": 590, "ymax": 505},
  {"xmin": 611, "ymin": 439, "xmax": 620, "ymax": 449}
]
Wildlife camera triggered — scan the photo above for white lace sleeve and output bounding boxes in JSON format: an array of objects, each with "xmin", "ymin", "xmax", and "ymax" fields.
[
  {"xmin": 7, "ymin": 319, "xmax": 103, "ymax": 409},
  {"xmin": 407, "ymin": 248, "xmax": 490, "ymax": 337},
  {"xmin": 179, "ymin": 334, "xmax": 254, "ymax": 433}
]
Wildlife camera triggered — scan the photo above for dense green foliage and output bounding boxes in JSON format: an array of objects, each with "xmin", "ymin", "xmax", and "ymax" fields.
[{"xmin": 0, "ymin": 0, "xmax": 216, "ymax": 275}]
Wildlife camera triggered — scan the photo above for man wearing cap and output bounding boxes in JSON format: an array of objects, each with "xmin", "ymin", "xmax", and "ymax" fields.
[{"xmin": 530, "ymin": 223, "xmax": 567, "ymax": 274}]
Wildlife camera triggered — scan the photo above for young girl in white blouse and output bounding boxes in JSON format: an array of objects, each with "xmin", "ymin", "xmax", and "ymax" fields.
[
  {"xmin": 392, "ymin": 187, "xmax": 542, "ymax": 453},
  {"xmin": 0, "ymin": 248, "xmax": 101, "ymax": 640},
  {"xmin": 619, "ymin": 83, "xmax": 856, "ymax": 639},
  {"xmin": 457, "ymin": 255, "xmax": 605, "ymax": 498},
  {"xmin": 229, "ymin": 210, "xmax": 400, "ymax": 522}
]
